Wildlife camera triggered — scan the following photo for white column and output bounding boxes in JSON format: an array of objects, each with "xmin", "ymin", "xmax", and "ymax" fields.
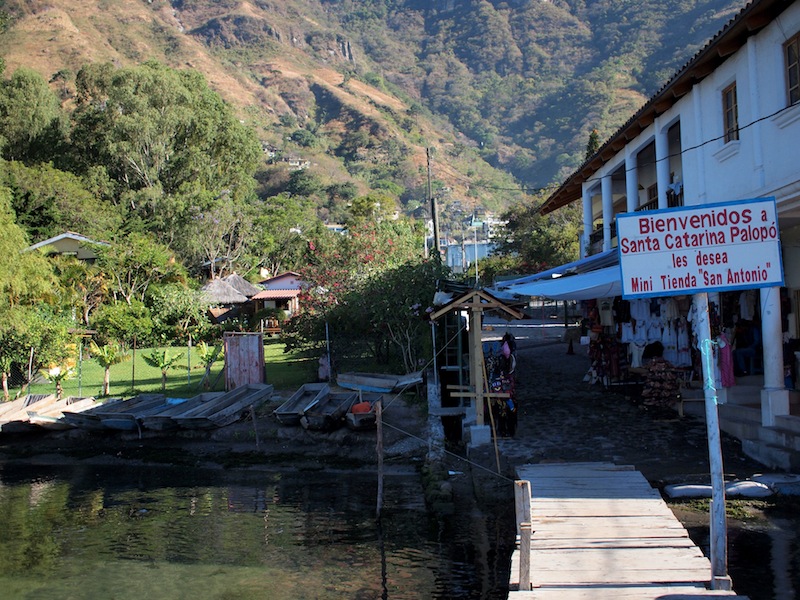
[
  {"xmin": 655, "ymin": 124, "xmax": 670, "ymax": 210},
  {"xmin": 582, "ymin": 186, "xmax": 593, "ymax": 258},
  {"xmin": 601, "ymin": 175, "xmax": 613, "ymax": 252},
  {"xmin": 625, "ymin": 150, "xmax": 639, "ymax": 213},
  {"xmin": 692, "ymin": 92, "xmax": 708, "ymax": 205},
  {"xmin": 747, "ymin": 38, "xmax": 766, "ymax": 189},
  {"xmin": 760, "ymin": 286, "xmax": 790, "ymax": 426}
]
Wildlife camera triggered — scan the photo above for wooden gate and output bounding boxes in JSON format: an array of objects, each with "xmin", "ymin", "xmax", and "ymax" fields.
[{"xmin": 223, "ymin": 332, "xmax": 265, "ymax": 390}]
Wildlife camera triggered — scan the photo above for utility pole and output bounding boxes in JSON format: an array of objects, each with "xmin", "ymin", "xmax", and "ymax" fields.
[{"xmin": 427, "ymin": 148, "xmax": 441, "ymax": 259}]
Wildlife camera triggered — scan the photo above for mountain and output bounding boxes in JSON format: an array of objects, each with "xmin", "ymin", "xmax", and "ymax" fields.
[{"xmin": 0, "ymin": 0, "xmax": 746, "ymax": 225}]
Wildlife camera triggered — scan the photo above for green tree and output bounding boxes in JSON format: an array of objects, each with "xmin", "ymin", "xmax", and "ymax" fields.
[
  {"xmin": 0, "ymin": 67, "xmax": 66, "ymax": 163},
  {"xmin": 328, "ymin": 259, "xmax": 449, "ymax": 371},
  {"xmin": 247, "ymin": 193, "xmax": 319, "ymax": 278},
  {"xmin": 195, "ymin": 341, "xmax": 223, "ymax": 390},
  {"xmin": 3, "ymin": 161, "xmax": 123, "ymax": 241},
  {"xmin": 50, "ymin": 255, "xmax": 109, "ymax": 327},
  {"xmin": 91, "ymin": 300, "xmax": 154, "ymax": 348},
  {"xmin": 147, "ymin": 283, "xmax": 212, "ymax": 343},
  {"xmin": 95, "ymin": 232, "xmax": 186, "ymax": 306},
  {"xmin": 87, "ymin": 341, "xmax": 130, "ymax": 396},
  {"xmin": 0, "ymin": 183, "xmax": 57, "ymax": 308},
  {"xmin": 284, "ymin": 218, "xmax": 425, "ymax": 354},
  {"xmin": 143, "ymin": 348, "xmax": 184, "ymax": 392},
  {"xmin": 70, "ymin": 62, "xmax": 261, "ymax": 252},
  {"xmin": 494, "ymin": 202, "xmax": 581, "ymax": 273},
  {"xmin": 585, "ymin": 129, "xmax": 600, "ymax": 159},
  {"xmin": 182, "ymin": 198, "xmax": 252, "ymax": 279}
]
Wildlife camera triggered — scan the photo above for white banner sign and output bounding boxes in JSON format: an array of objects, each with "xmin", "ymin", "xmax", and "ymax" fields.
[{"xmin": 616, "ymin": 197, "xmax": 783, "ymax": 299}]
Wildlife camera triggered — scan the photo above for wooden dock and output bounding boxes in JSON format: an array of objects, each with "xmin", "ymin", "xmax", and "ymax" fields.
[{"xmin": 509, "ymin": 462, "xmax": 749, "ymax": 599}]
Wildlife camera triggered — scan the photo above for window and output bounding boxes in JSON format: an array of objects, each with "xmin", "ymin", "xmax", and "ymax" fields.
[
  {"xmin": 647, "ymin": 183, "xmax": 658, "ymax": 203},
  {"xmin": 787, "ymin": 33, "xmax": 800, "ymax": 106},
  {"xmin": 722, "ymin": 83, "xmax": 739, "ymax": 143}
]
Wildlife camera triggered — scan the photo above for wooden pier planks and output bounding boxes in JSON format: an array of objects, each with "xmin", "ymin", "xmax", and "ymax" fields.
[{"xmin": 509, "ymin": 462, "xmax": 749, "ymax": 600}]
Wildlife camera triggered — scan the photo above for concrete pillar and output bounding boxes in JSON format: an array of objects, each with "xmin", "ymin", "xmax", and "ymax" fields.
[
  {"xmin": 601, "ymin": 175, "xmax": 613, "ymax": 252},
  {"xmin": 692, "ymin": 92, "xmax": 707, "ymax": 205},
  {"xmin": 655, "ymin": 124, "xmax": 670, "ymax": 210},
  {"xmin": 747, "ymin": 38, "xmax": 766, "ymax": 189},
  {"xmin": 760, "ymin": 286, "xmax": 790, "ymax": 426},
  {"xmin": 625, "ymin": 150, "xmax": 639, "ymax": 213},
  {"xmin": 582, "ymin": 186, "xmax": 593, "ymax": 258}
]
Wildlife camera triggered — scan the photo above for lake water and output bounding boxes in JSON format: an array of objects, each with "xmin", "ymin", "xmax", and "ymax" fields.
[{"xmin": 0, "ymin": 463, "xmax": 513, "ymax": 600}]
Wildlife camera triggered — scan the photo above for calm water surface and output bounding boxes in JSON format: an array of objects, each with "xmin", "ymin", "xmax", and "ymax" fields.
[{"xmin": 0, "ymin": 464, "xmax": 513, "ymax": 600}]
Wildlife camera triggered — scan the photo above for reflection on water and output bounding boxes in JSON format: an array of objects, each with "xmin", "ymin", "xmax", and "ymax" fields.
[
  {"xmin": 688, "ymin": 516, "xmax": 800, "ymax": 600},
  {"xmin": 0, "ymin": 464, "xmax": 512, "ymax": 599}
]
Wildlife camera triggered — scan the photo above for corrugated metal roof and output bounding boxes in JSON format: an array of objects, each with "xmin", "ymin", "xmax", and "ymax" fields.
[{"xmin": 252, "ymin": 289, "xmax": 301, "ymax": 300}]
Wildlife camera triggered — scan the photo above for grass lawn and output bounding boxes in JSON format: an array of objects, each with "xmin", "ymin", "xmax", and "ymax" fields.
[{"xmin": 21, "ymin": 339, "xmax": 317, "ymax": 400}]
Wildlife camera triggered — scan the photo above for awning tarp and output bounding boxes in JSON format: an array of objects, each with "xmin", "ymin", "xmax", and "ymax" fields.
[
  {"xmin": 497, "ymin": 265, "xmax": 622, "ymax": 300},
  {"xmin": 498, "ymin": 249, "xmax": 619, "ymax": 288}
]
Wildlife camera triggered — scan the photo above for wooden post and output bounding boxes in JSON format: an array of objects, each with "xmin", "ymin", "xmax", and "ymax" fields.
[
  {"xmin": 515, "ymin": 480, "xmax": 532, "ymax": 590},
  {"xmin": 250, "ymin": 405, "xmax": 260, "ymax": 450},
  {"xmin": 514, "ymin": 480, "xmax": 532, "ymax": 537},
  {"xmin": 693, "ymin": 292, "xmax": 730, "ymax": 589},
  {"xmin": 469, "ymin": 301, "xmax": 485, "ymax": 426},
  {"xmin": 482, "ymin": 358, "xmax": 501, "ymax": 472},
  {"xmin": 376, "ymin": 399, "xmax": 384, "ymax": 520},
  {"xmin": 519, "ymin": 521, "xmax": 531, "ymax": 591}
]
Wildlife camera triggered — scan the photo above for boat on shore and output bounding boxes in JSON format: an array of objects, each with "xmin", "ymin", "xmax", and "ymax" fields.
[
  {"xmin": 100, "ymin": 396, "xmax": 185, "ymax": 432},
  {"xmin": 300, "ymin": 391, "xmax": 357, "ymax": 431},
  {"xmin": 27, "ymin": 397, "xmax": 100, "ymax": 430},
  {"xmin": 140, "ymin": 392, "xmax": 225, "ymax": 431},
  {"xmin": 1, "ymin": 394, "xmax": 59, "ymax": 434},
  {"xmin": 273, "ymin": 383, "xmax": 329, "ymax": 426},
  {"xmin": 345, "ymin": 392, "xmax": 383, "ymax": 431},
  {"xmin": 173, "ymin": 384, "xmax": 274, "ymax": 430},
  {"xmin": 336, "ymin": 371, "xmax": 422, "ymax": 393},
  {"xmin": 62, "ymin": 396, "xmax": 150, "ymax": 431}
]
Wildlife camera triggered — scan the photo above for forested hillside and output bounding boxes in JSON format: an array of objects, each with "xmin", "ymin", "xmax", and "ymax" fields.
[
  {"xmin": 0, "ymin": 0, "xmax": 745, "ymax": 224},
  {"xmin": 0, "ymin": 0, "xmax": 753, "ymax": 385}
]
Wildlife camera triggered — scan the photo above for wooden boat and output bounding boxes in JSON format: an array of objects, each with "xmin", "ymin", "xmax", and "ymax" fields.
[
  {"xmin": 27, "ymin": 397, "xmax": 100, "ymax": 430},
  {"xmin": 300, "ymin": 391, "xmax": 357, "ymax": 431},
  {"xmin": 173, "ymin": 384, "xmax": 274, "ymax": 430},
  {"xmin": 0, "ymin": 393, "xmax": 52, "ymax": 420},
  {"xmin": 100, "ymin": 396, "xmax": 185, "ymax": 432},
  {"xmin": 62, "ymin": 395, "xmax": 159, "ymax": 431},
  {"xmin": 345, "ymin": 392, "xmax": 383, "ymax": 431},
  {"xmin": 140, "ymin": 392, "xmax": 225, "ymax": 431},
  {"xmin": 273, "ymin": 383, "xmax": 329, "ymax": 426},
  {"xmin": 0, "ymin": 394, "xmax": 60, "ymax": 434},
  {"xmin": 61, "ymin": 397, "xmax": 124, "ymax": 430},
  {"xmin": 337, "ymin": 370, "xmax": 422, "ymax": 393}
]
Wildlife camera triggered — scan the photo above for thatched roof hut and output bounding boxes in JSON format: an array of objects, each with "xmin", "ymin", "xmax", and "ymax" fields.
[
  {"xmin": 223, "ymin": 273, "xmax": 262, "ymax": 298},
  {"xmin": 200, "ymin": 278, "xmax": 248, "ymax": 305}
]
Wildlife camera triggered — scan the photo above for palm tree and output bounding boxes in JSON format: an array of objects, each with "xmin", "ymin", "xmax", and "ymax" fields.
[
  {"xmin": 196, "ymin": 341, "xmax": 223, "ymax": 390},
  {"xmin": 42, "ymin": 366, "xmax": 75, "ymax": 400},
  {"xmin": 143, "ymin": 349, "xmax": 184, "ymax": 392},
  {"xmin": 88, "ymin": 341, "xmax": 130, "ymax": 396}
]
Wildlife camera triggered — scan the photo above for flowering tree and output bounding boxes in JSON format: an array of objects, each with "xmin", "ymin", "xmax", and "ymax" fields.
[
  {"xmin": 283, "ymin": 218, "xmax": 424, "ymax": 355},
  {"xmin": 327, "ymin": 259, "xmax": 449, "ymax": 372}
]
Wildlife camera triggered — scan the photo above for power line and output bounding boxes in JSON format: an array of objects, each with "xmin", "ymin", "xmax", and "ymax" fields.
[{"xmin": 582, "ymin": 101, "xmax": 799, "ymax": 187}]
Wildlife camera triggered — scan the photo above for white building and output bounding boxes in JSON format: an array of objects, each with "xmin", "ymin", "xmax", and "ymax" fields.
[{"xmin": 510, "ymin": 0, "xmax": 800, "ymax": 468}]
